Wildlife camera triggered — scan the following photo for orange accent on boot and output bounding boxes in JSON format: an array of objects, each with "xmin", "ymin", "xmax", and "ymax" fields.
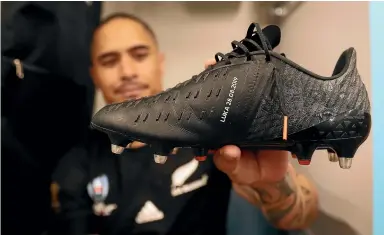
[
  {"xmin": 195, "ymin": 156, "xmax": 207, "ymax": 161},
  {"xmin": 298, "ymin": 159, "xmax": 311, "ymax": 165},
  {"xmin": 283, "ymin": 116, "xmax": 288, "ymax": 140}
]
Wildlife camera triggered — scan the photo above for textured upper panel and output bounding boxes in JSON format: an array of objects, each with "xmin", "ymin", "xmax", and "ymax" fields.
[{"xmin": 247, "ymin": 49, "xmax": 370, "ymax": 141}]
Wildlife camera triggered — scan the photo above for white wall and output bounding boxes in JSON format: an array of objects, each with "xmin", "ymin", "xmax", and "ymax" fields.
[
  {"xmin": 279, "ymin": 2, "xmax": 372, "ymax": 235},
  {"xmin": 94, "ymin": 1, "xmax": 259, "ymax": 112}
]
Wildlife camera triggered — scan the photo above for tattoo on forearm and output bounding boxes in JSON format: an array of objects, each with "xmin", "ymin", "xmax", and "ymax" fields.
[
  {"xmin": 235, "ymin": 164, "xmax": 318, "ymax": 230},
  {"xmin": 263, "ymin": 166, "xmax": 317, "ymax": 229},
  {"xmin": 301, "ymin": 185, "xmax": 311, "ymax": 196},
  {"xmin": 253, "ymin": 171, "xmax": 298, "ymax": 224},
  {"xmin": 255, "ymin": 172, "xmax": 295, "ymax": 204}
]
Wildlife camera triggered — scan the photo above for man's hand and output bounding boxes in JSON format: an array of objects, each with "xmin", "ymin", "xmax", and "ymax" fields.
[
  {"xmin": 213, "ymin": 146, "xmax": 289, "ymax": 186},
  {"xmin": 205, "ymin": 59, "xmax": 318, "ymax": 230},
  {"xmin": 213, "ymin": 145, "xmax": 318, "ymax": 230}
]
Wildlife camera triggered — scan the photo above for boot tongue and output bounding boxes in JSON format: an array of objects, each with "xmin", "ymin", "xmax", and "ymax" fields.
[{"xmin": 257, "ymin": 25, "xmax": 281, "ymax": 50}]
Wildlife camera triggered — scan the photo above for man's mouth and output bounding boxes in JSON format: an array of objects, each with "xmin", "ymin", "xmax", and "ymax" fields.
[{"xmin": 116, "ymin": 83, "xmax": 149, "ymax": 100}]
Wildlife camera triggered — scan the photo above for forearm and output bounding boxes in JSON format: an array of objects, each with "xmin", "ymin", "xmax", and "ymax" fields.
[{"xmin": 233, "ymin": 163, "xmax": 318, "ymax": 230}]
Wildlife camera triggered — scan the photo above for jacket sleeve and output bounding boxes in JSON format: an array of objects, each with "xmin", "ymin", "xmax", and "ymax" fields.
[
  {"xmin": 1, "ymin": 1, "xmax": 58, "ymax": 92},
  {"xmin": 1, "ymin": 1, "xmax": 58, "ymax": 58},
  {"xmin": 52, "ymin": 145, "xmax": 92, "ymax": 235}
]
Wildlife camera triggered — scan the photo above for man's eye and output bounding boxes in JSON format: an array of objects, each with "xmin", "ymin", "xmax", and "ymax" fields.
[
  {"xmin": 102, "ymin": 60, "xmax": 117, "ymax": 67},
  {"xmin": 133, "ymin": 53, "xmax": 148, "ymax": 61}
]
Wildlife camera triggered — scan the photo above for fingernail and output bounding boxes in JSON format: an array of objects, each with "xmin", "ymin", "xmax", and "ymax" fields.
[{"xmin": 224, "ymin": 151, "xmax": 238, "ymax": 161}]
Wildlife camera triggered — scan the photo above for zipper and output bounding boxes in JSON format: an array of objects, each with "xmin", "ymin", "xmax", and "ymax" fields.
[
  {"xmin": 3, "ymin": 56, "xmax": 50, "ymax": 79},
  {"xmin": 13, "ymin": 59, "xmax": 24, "ymax": 79}
]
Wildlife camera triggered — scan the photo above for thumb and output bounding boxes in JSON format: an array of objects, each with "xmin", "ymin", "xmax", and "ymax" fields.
[{"xmin": 213, "ymin": 145, "xmax": 241, "ymax": 175}]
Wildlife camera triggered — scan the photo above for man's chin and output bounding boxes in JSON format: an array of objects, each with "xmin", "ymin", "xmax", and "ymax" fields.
[
  {"xmin": 115, "ymin": 95, "xmax": 145, "ymax": 103},
  {"xmin": 110, "ymin": 90, "xmax": 160, "ymax": 104}
]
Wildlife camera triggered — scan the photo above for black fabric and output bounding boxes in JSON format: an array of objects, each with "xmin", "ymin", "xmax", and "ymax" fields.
[
  {"xmin": 1, "ymin": 2, "xmax": 101, "ymax": 234},
  {"xmin": 52, "ymin": 129, "xmax": 232, "ymax": 235}
]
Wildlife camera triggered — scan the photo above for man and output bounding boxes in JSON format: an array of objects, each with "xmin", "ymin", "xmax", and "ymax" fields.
[
  {"xmin": 1, "ymin": 2, "xmax": 101, "ymax": 234},
  {"xmin": 52, "ymin": 13, "xmax": 318, "ymax": 235}
]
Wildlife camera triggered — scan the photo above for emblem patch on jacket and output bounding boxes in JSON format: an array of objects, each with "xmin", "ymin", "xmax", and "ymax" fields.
[{"xmin": 87, "ymin": 174, "xmax": 117, "ymax": 216}]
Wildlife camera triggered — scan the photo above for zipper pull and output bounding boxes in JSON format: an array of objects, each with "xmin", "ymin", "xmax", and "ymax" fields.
[{"xmin": 13, "ymin": 59, "xmax": 24, "ymax": 79}]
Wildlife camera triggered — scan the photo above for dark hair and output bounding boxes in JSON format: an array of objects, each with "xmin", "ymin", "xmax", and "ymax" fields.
[{"xmin": 95, "ymin": 12, "xmax": 158, "ymax": 45}]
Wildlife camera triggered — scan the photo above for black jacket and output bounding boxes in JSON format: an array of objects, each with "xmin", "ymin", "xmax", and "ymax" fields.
[
  {"xmin": 52, "ymin": 130, "xmax": 232, "ymax": 235},
  {"xmin": 1, "ymin": 2, "xmax": 101, "ymax": 234}
]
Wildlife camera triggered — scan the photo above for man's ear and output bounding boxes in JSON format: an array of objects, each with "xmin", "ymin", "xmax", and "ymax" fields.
[{"xmin": 158, "ymin": 52, "xmax": 165, "ymax": 78}]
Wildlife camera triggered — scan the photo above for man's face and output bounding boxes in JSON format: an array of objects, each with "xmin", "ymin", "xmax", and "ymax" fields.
[{"xmin": 91, "ymin": 18, "xmax": 164, "ymax": 104}]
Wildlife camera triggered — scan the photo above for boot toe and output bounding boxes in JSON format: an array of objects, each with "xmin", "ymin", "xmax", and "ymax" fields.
[{"xmin": 91, "ymin": 103, "xmax": 126, "ymax": 133}]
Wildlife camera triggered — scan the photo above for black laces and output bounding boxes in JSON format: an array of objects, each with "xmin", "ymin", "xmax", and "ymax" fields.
[
  {"xmin": 214, "ymin": 22, "xmax": 271, "ymax": 65},
  {"xmin": 136, "ymin": 23, "xmax": 272, "ymax": 105}
]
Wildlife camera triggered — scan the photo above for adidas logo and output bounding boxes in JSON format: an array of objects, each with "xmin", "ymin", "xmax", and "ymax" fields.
[{"xmin": 135, "ymin": 200, "xmax": 164, "ymax": 224}]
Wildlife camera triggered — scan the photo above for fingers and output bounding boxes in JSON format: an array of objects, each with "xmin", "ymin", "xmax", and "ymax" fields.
[
  {"xmin": 213, "ymin": 146, "xmax": 261, "ymax": 185},
  {"xmin": 126, "ymin": 141, "xmax": 147, "ymax": 149},
  {"xmin": 204, "ymin": 59, "xmax": 217, "ymax": 69},
  {"xmin": 125, "ymin": 142, "xmax": 178, "ymax": 154},
  {"xmin": 254, "ymin": 150, "xmax": 289, "ymax": 184},
  {"xmin": 213, "ymin": 145, "xmax": 241, "ymax": 175}
]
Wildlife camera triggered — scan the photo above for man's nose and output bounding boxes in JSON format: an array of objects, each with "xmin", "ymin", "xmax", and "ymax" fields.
[{"xmin": 119, "ymin": 58, "xmax": 137, "ymax": 79}]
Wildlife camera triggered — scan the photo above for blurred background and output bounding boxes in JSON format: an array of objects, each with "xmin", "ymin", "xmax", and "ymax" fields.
[{"xmin": 94, "ymin": 2, "xmax": 373, "ymax": 235}]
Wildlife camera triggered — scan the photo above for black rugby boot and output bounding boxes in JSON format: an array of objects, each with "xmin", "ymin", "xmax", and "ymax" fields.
[{"xmin": 91, "ymin": 23, "xmax": 371, "ymax": 169}]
